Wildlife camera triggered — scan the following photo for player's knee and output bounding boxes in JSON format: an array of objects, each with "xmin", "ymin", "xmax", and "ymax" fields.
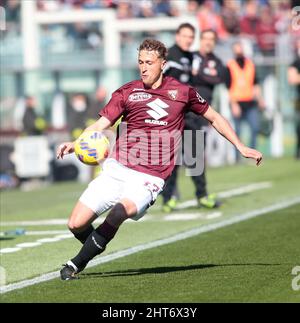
[{"xmin": 68, "ymin": 217, "xmax": 85, "ymax": 232}]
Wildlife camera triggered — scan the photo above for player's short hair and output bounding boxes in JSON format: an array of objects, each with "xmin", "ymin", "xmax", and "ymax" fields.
[
  {"xmin": 200, "ymin": 29, "xmax": 217, "ymax": 41},
  {"xmin": 176, "ymin": 23, "xmax": 195, "ymax": 34},
  {"xmin": 139, "ymin": 39, "xmax": 168, "ymax": 60}
]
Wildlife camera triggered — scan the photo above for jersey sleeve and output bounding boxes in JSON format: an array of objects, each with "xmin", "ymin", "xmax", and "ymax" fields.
[
  {"xmin": 99, "ymin": 88, "xmax": 126, "ymax": 124},
  {"xmin": 186, "ymin": 87, "xmax": 209, "ymax": 115}
]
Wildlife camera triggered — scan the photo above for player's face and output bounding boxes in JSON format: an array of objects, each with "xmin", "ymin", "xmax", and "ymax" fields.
[
  {"xmin": 200, "ymin": 31, "xmax": 216, "ymax": 54},
  {"xmin": 175, "ymin": 27, "xmax": 195, "ymax": 51},
  {"xmin": 138, "ymin": 50, "xmax": 166, "ymax": 88}
]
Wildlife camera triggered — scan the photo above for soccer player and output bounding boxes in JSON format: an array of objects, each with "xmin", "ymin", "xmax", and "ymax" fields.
[{"xmin": 56, "ymin": 39, "xmax": 262, "ymax": 280}]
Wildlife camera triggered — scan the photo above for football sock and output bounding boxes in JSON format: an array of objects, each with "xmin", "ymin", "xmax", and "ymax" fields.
[
  {"xmin": 73, "ymin": 225, "xmax": 94, "ymax": 244},
  {"xmin": 71, "ymin": 220, "xmax": 118, "ymax": 270},
  {"xmin": 95, "ymin": 220, "xmax": 118, "ymax": 241}
]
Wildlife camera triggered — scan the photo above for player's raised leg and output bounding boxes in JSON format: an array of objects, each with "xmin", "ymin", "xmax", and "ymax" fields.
[{"xmin": 60, "ymin": 198, "xmax": 137, "ymax": 280}]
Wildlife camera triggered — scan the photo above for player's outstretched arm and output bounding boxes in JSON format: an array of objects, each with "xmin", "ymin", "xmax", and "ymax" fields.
[
  {"xmin": 56, "ymin": 116, "xmax": 112, "ymax": 159},
  {"xmin": 203, "ymin": 106, "xmax": 262, "ymax": 166}
]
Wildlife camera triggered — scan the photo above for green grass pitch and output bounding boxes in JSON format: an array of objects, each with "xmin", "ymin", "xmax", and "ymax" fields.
[{"xmin": 0, "ymin": 157, "xmax": 299, "ymax": 302}]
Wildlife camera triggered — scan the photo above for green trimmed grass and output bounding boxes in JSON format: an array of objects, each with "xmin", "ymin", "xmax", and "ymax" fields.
[
  {"xmin": 0, "ymin": 157, "xmax": 300, "ymax": 302},
  {"xmin": 1, "ymin": 204, "xmax": 299, "ymax": 303}
]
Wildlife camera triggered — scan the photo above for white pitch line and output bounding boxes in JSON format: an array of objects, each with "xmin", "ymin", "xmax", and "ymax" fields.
[
  {"xmin": 217, "ymin": 182, "xmax": 273, "ymax": 198},
  {"xmin": 1, "ymin": 196, "xmax": 299, "ymax": 295},
  {"xmin": 1, "ymin": 182, "xmax": 272, "ymax": 227},
  {"xmin": 24, "ymin": 230, "xmax": 70, "ymax": 236},
  {"xmin": 15, "ymin": 242, "xmax": 42, "ymax": 248},
  {"xmin": 0, "ymin": 219, "xmax": 68, "ymax": 227},
  {"xmin": 163, "ymin": 212, "xmax": 222, "ymax": 221},
  {"xmin": 0, "ymin": 234, "xmax": 73, "ymax": 254},
  {"xmin": 175, "ymin": 182, "xmax": 272, "ymax": 210}
]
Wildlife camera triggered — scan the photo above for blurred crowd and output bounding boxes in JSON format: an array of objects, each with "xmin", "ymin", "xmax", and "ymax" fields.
[
  {"xmin": 2, "ymin": 0, "xmax": 300, "ymax": 53},
  {"xmin": 37, "ymin": 0, "xmax": 179, "ymax": 17},
  {"xmin": 1, "ymin": 0, "xmax": 300, "ymax": 188}
]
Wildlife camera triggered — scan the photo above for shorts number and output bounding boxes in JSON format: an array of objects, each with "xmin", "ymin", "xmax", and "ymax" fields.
[{"xmin": 144, "ymin": 181, "xmax": 160, "ymax": 193}]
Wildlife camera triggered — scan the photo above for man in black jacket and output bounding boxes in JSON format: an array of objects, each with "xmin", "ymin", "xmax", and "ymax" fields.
[
  {"xmin": 164, "ymin": 23, "xmax": 195, "ymax": 84},
  {"xmin": 162, "ymin": 26, "xmax": 224, "ymax": 212},
  {"xmin": 162, "ymin": 23, "xmax": 195, "ymax": 212},
  {"xmin": 190, "ymin": 29, "xmax": 226, "ymax": 207}
]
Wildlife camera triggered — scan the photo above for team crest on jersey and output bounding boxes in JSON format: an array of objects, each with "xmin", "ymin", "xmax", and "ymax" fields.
[
  {"xmin": 129, "ymin": 92, "xmax": 152, "ymax": 102},
  {"xmin": 168, "ymin": 90, "xmax": 178, "ymax": 100}
]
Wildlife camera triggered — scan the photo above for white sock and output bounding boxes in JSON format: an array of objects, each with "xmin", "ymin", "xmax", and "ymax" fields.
[{"xmin": 67, "ymin": 260, "xmax": 78, "ymax": 273}]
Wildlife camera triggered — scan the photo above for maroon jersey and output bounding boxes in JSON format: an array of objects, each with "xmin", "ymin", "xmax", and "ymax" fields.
[{"xmin": 99, "ymin": 76, "xmax": 209, "ymax": 180}]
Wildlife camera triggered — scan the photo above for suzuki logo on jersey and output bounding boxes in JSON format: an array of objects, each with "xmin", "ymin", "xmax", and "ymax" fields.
[{"xmin": 145, "ymin": 98, "xmax": 169, "ymax": 126}]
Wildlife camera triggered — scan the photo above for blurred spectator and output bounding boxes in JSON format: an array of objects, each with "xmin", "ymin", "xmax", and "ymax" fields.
[
  {"xmin": 67, "ymin": 93, "xmax": 89, "ymax": 139},
  {"xmin": 67, "ymin": 22, "xmax": 102, "ymax": 49},
  {"xmin": 190, "ymin": 28, "xmax": 225, "ymax": 207},
  {"xmin": 82, "ymin": 0, "xmax": 102, "ymax": 10},
  {"xmin": 2, "ymin": 0, "xmax": 21, "ymax": 35},
  {"xmin": 67, "ymin": 22, "xmax": 89, "ymax": 45},
  {"xmin": 193, "ymin": 29, "xmax": 226, "ymax": 103},
  {"xmin": 240, "ymin": 0, "xmax": 259, "ymax": 41},
  {"xmin": 22, "ymin": 96, "xmax": 47, "ymax": 136},
  {"xmin": 197, "ymin": 0, "xmax": 228, "ymax": 40},
  {"xmin": 162, "ymin": 25, "xmax": 222, "ymax": 212},
  {"xmin": 138, "ymin": 0, "xmax": 155, "ymax": 18},
  {"xmin": 220, "ymin": 0, "xmax": 240, "ymax": 36},
  {"xmin": 288, "ymin": 39, "xmax": 300, "ymax": 159},
  {"xmin": 3, "ymin": 0, "xmax": 20, "ymax": 22},
  {"xmin": 185, "ymin": 0, "xmax": 200, "ymax": 15},
  {"xmin": 0, "ymin": 144, "xmax": 18, "ymax": 190},
  {"xmin": 226, "ymin": 42, "xmax": 265, "ymax": 159},
  {"xmin": 255, "ymin": 4, "xmax": 278, "ymax": 57},
  {"xmin": 153, "ymin": 0, "xmax": 178, "ymax": 17},
  {"xmin": 0, "ymin": 173, "xmax": 19, "ymax": 190},
  {"xmin": 161, "ymin": 23, "xmax": 196, "ymax": 212},
  {"xmin": 37, "ymin": 0, "xmax": 61, "ymax": 11},
  {"xmin": 273, "ymin": 0, "xmax": 292, "ymax": 34},
  {"xmin": 87, "ymin": 85, "xmax": 107, "ymax": 125},
  {"xmin": 116, "ymin": 1, "xmax": 133, "ymax": 19}
]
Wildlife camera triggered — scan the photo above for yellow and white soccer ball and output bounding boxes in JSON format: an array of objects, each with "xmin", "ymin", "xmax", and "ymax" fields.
[{"xmin": 74, "ymin": 131, "xmax": 110, "ymax": 165}]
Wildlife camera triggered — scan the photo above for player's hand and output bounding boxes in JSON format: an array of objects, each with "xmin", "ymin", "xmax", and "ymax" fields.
[
  {"xmin": 56, "ymin": 142, "xmax": 75, "ymax": 159},
  {"xmin": 238, "ymin": 146, "xmax": 263, "ymax": 166}
]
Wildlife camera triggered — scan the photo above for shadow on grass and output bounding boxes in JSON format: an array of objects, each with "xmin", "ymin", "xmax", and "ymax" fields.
[
  {"xmin": 80, "ymin": 263, "xmax": 282, "ymax": 279},
  {"xmin": 0, "ymin": 236, "xmax": 15, "ymax": 241}
]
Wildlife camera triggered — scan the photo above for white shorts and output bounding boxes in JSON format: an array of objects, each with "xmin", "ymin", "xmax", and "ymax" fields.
[{"xmin": 79, "ymin": 158, "xmax": 165, "ymax": 220}]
